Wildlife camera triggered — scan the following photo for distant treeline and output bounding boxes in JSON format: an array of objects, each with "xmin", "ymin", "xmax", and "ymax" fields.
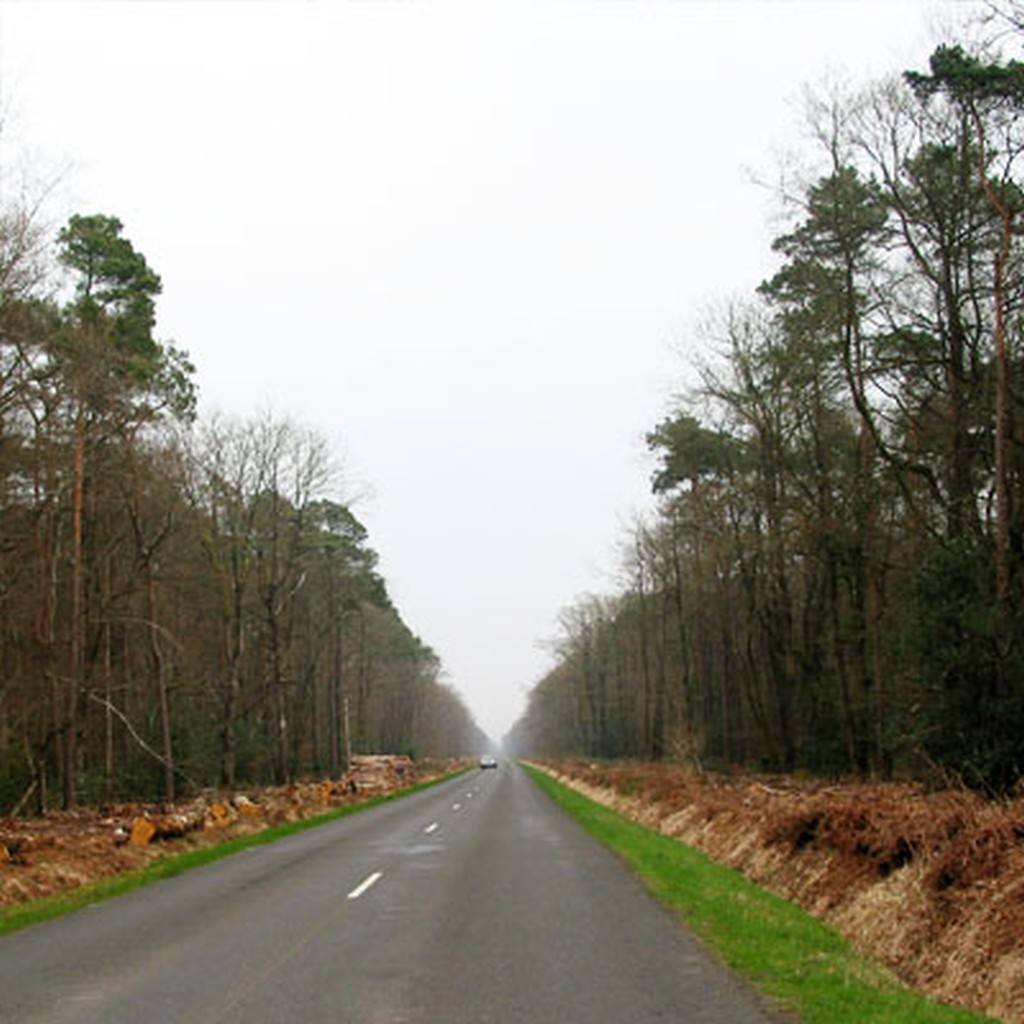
[
  {"xmin": 510, "ymin": 39, "xmax": 1024, "ymax": 791},
  {"xmin": 0, "ymin": 213, "xmax": 482, "ymax": 814}
]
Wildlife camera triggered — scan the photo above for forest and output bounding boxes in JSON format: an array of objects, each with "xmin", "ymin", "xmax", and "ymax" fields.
[
  {"xmin": 8, "ymin": 22, "xmax": 1024, "ymax": 817},
  {"xmin": 0, "ymin": 212, "xmax": 483, "ymax": 814},
  {"xmin": 510, "ymin": 38, "xmax": 1024, "ymax": 791}
]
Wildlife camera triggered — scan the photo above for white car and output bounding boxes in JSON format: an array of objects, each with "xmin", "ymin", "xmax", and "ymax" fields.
[{"xmin": 479, "ymin": 754, "xmax": 498, "ymax": 769}]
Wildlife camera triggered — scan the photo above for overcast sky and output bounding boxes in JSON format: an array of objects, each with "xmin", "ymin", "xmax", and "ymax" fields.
[{"xmin": 0, "ymin": 1, "xmax": 982, "ymax": 741}]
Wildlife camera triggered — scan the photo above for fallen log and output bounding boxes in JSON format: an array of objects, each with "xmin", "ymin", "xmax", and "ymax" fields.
[
  {"xmin": 207, "ymin": 802, "xmax": 234, "ymax": 828},
  {"xmin": 127, "ymin": 802, "xmax": 207, "ymax": 846},
  {"xmin": 129, "ymin": 817, "xmax": 157, "ymax": 847},
  {"xmin": 232, "ymin": 795, "xmax": 262, "ymax": 818}
]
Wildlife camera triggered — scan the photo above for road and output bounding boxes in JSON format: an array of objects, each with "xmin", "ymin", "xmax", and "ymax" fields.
[{"xmin": 0, "ymin": 764, "xmax": 780, "ymax": 1023}]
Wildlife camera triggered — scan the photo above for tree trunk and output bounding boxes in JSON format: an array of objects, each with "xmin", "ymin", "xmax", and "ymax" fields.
[
  {"xmin": 65, "ymin": 405, "xmax": 86, "ymax": 809},
  {"xmin": 147, "ymin": 567, "xmax": 175, "ymax": 802}
]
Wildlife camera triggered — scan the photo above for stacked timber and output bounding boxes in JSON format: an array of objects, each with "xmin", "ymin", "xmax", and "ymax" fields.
[
  {"xmin": 344, "ymin": 755, "xmax": 415, "ymax": 794},
  {"xmin": 125, "ymin": 801, "xmax": 210, "ymax": 847},
  {"xmin": 106, "ymin": 757, "xmax": 416, "ymax": 847}
]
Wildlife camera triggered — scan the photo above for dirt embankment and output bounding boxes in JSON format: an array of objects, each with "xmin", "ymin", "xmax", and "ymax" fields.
[
  {"xmin": 0, "ymin": 756, "xmax": 456, "ymax": 910},
  {"xmin": 539, "ymin": 759, "xmax": 1024, "ymax": 1023}
]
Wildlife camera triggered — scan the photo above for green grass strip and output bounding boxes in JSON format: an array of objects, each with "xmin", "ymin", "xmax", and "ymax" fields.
[
  {"xmin": 0, "ymin": 769, "xmax": 469, "ymax": 939},
  {"xmin": 524, "ymin": 766, "xmax": 995, "ymax": 1024}
]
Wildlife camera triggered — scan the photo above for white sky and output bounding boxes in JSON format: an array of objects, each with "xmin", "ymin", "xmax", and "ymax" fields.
[{"xmin": 0, "ymin": 0, "xmax": 981, "ymax": 742}]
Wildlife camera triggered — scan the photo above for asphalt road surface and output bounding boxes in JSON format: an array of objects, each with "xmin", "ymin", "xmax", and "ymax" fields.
[{"xmin": 0, "ymin": 764, "xmax": 781, "ymax": 1023}]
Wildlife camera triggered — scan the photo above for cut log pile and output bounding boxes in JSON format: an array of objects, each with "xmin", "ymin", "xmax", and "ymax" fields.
[
  {"xmin": 120, "ymin": 800, "xmax": 212, "ymax": 847},
  {"xmin": 109, "ymin": 757, "xmax": 415, "ymax": 848},
  {"xmin": 344, "ymin": 754, "xmax": 415, "ymax": 794}
]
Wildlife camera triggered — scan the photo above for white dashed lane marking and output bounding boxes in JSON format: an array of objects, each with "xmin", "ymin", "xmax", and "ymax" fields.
[{"xmin": 347, "ymin": 872, "xmax": 383, "ymax": 900}]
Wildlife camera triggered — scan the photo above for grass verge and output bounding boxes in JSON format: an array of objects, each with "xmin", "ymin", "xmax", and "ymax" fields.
[
  {"xmin": 0, "ymin": 769, "xmax": 468, "ymax": 939},
  {"xmin": 524, "ymin": 765, "xmax": 995, "ymax": 1024}
]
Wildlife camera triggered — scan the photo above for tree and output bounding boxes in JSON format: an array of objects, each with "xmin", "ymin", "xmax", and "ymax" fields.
[
  {"xmin": 55, "ymin": 214, "xmax": 193, "ymax": 806},
  {"xmin": 906, "ymin": 45, "xmax": 1024, "ymax": 608}
]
